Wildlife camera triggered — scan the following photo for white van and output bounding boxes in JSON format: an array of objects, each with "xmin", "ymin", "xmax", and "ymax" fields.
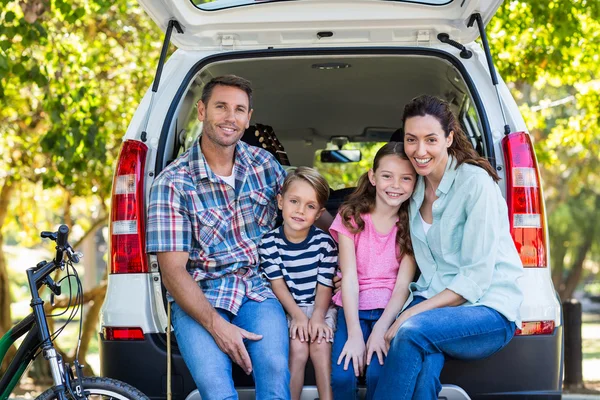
[{"xmin": 99, "ymin": 1, "xmax": 563, "ymax": 399}]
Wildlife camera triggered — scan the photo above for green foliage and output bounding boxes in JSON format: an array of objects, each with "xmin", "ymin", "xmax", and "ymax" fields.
[
  {"xmin": 0, "ymin": 0, "xmax": 162, "ymax": 240},
  {"xmin": 490, "ymin": 1, "xmax": 600, "ymax": 85}
]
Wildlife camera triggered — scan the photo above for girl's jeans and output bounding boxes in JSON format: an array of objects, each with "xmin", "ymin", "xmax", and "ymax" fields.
[
  {"xmin": 331, "ymin": 307, "xmax": 385, "ymax": 400},
  {"xmin": 374, "ymin": 296, "xmax": 516, "ymax": 400},
  {"xmin": 171, "ymin": 298, "xmax": 290, "ymax": 400}
]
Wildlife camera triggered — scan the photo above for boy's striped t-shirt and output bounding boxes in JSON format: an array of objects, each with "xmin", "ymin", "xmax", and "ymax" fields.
[{"xmin": 258, "ymin": 225, "xmax": 338, "ymax": 305}]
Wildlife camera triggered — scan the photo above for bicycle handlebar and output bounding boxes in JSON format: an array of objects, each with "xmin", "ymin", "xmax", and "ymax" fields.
[
  {"xmin": 57, "ymin": 225, "xmax": 69, "ymax": 248},
  {"xmin": 39, "ymin": 225, "xmax": 81, "ymax": 265}
]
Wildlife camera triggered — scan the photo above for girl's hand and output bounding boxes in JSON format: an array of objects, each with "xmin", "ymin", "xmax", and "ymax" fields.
[
  {"xmin": 289, "ymin": 312, "xmax": 309, "ymax": 342},
  {"xmin": 308, "ymin": 315, "xmax": 333, "ymax": 344},
  {"xmin": 366, "ymin": 323, "xmax": 388, "ymax": 366},
  {"xmin": 337, "ymin": 334, "xmax": 366, "ymax": 377}
]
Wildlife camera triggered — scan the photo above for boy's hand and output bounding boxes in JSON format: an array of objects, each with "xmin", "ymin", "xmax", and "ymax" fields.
[
  {"xmin": 308, "ymin": 315, "xmax": 333, "ymax": 344},
  {"xmin": 289, "ymin": 312, "xmax": 309, "ymax": 342}
]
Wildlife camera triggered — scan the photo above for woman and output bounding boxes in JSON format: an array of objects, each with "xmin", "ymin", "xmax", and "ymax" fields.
[{"xmin": 373, "ymin": 95, "xmax": 523, "ymax": 399}]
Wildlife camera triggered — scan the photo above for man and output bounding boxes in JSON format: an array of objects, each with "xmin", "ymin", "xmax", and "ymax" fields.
[{"xmin": 146, "ymin": 75, "xmax": 290, "ymax": 400}]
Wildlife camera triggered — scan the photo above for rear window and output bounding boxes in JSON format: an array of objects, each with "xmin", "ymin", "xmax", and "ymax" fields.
[
  {"xmin": 192, "ymin": 0, "xmax": 453, "ymax": 11},
  {"xmin": 313, "ymin": 142, "xmax": 386, "ymax": 190}
]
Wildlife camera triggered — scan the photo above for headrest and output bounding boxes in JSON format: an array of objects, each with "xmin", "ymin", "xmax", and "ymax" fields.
[{"xmin": 390, "ymin": 128, "xmax": 404, "ymax": 143}]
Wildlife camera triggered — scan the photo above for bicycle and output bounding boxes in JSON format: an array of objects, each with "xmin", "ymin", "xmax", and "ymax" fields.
[{"xmin": 0, "ymin": 225, "xmax": 148, "ymax": 400}]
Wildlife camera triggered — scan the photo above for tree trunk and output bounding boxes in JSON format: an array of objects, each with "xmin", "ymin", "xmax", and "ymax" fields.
[
  {"xmin": 63, "ymin": 192, "xmax": 73, "ymax": 228},
  {"xmin": 559, "ymin": 195, "xmax": 600, "ymax": 301},
  {"xmin": 0, "ymin": 178, "xmax": 16, "ymax": 374},
  {"xmin": 560, "ymin": 236, "xmax": 594, "ymax": 301},
  {"xmin": 551, "ymin": 234, "xmax": 567, "ymax": 290}
]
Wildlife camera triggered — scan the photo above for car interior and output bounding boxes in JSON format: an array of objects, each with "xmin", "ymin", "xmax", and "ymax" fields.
[{"xmin": 165, "ymin": 53, "xmax": 487, "ymax": 214}]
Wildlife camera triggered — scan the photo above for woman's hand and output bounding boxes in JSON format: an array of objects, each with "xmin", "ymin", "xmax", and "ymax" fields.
[
  {"xmin": 289, "ymin": 312, "xmax": 309, "ymax": 342},
  {"xmin": 384, "ymin": 311, "xmax": 412, "ymax": 350},
  {"xmin": 337, "ymin": 332, "xmax": 366, "ymax": 377},
  {"xmin": 308, "ymin": 315, "xmax": 333, "ymax": 344},
  {"xmin": 366, "ymin": 323, "xmax": 388, "ymax": 366}
]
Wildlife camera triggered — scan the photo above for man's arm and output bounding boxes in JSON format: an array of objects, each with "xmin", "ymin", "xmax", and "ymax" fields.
[{"xmin": 158, "ymin": 251, "xmax": 261, "ymax": 375}]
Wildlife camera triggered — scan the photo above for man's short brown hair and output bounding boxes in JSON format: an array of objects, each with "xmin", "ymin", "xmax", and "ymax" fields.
[
  {"xmin": 201, "ymin": 75, "xmax": 253, "ymax": 109},
  {"xmin": 281, "ymin": 167, "xmax": 330, "ymax": 208}
]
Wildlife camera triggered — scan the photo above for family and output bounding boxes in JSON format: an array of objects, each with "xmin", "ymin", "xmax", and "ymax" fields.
[{"xmin": 146, "ymin": 75, "xmax": 524, "ymax": 400}]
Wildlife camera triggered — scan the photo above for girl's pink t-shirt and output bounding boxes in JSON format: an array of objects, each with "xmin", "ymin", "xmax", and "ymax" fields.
[{"xmin": 329, "ymin": 213, "xmax": 401, "ymax": 310}]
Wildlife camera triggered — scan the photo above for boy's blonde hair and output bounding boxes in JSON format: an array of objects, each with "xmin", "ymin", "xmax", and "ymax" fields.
[{"xmin": 281, "ymin": 167, "xmax": 330, "ymax": 208}]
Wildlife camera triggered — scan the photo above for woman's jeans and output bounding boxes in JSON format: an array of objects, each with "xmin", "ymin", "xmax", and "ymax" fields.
[
  {"xmin": 331, "ymin": 308, "xmax": 385, "ymax": 400},
  {"xmin": 374, "ymin": 296, "xmax": 516, "ymax": 400},
  {"xmin": 171, "ymin": 297, "xmax": 290, "ymax": 400}
]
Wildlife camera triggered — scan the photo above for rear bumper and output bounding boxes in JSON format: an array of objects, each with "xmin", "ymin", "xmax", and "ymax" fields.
[{"xmin": 100, "ymin": 326, "xmax": 563, "ymax": 400}]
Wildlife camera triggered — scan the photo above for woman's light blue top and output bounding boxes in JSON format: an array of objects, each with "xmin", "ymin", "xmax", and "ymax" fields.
[{"xmin": 406, "ymin": 156, "xmax": 524, "ymax": 326}]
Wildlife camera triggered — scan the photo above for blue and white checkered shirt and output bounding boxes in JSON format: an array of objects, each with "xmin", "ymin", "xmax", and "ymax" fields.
[{"xmin": 146, "ymin": 138, "xmax": 286, "ymax": 315}]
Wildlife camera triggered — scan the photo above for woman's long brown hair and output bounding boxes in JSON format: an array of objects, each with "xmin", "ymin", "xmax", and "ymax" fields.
[
  {"xmin": 402, "ymin": 95, "xmax": 500, "ymax": 182},
  {"xmin": 338, "ymin": 142, "xmax": 414, "ymax": 258}
]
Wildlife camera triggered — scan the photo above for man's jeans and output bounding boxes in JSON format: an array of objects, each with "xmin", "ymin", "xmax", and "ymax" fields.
[
  {"xmin": 331, "ymin": 308, "xmax": 385, "ymax": 400},
  {"xmin": 374, "ymin": 296, "xmax": 516, "ymax": 400},
  {"xmin": 171, "ymin": 297, "xmax": 290, "ymax": 400}
]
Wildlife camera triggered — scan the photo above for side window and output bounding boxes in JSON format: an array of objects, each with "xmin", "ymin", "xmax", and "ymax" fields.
[
  {"xmin": 175, "ymin": 99, "xmax": 203, "ymax": 158},
  {"xmin": 183, "ymin": 118, "xmax": 202, "ymax": 153},
  {"xmin": 313, "ymin": 142, "xmax": 386, "ymax": 190}
]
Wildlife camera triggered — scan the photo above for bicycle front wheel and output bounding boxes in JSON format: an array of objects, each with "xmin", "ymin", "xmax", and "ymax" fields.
[{"xmin": 37, "ymin": 376, "xmax": 149, "ymax": 400}]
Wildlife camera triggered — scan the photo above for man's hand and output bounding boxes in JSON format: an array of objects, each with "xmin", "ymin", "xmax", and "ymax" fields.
[
  {"xmin": 308, "ymin": 315, "xmax": 333, "ymax": 344},
  {"xmin": 332, "ymin": 273, "xmax": 342, "ymax": 295},
  {"xmin": 210, "ymin": 315, "xmax": 262, "ymax": 375},
  {"xmin": 289, "ymin": 312, "xmax": 309, "ymax": 342}
]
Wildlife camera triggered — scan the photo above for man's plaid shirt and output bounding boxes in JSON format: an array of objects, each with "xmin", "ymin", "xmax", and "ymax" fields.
[{"xmin": 146, "ymin": 139, "xmax": 286, "ymax": 315}]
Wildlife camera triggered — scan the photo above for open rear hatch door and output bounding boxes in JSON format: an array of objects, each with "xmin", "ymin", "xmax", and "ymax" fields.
[{"xmin": 137, "ymin": 0, "xmax": 503, "ymax": 50}]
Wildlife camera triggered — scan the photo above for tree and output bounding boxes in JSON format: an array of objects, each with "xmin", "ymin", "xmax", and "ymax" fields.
[
  {"xmin": 0, "ymin": 0, "xmax": 162, "ymax": 372},
  {"xmin": 489, "ymin": 1, "xmax": 600, "ymax": 300}
]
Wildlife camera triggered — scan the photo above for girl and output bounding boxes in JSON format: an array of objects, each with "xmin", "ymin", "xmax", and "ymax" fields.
[
  {"xmin": 374, "ymin": 95, "xmax": 523, "ymax": 399},
  {"xmin": 329, "ymin": 142, "xmax": 418, "ymax": 400}
]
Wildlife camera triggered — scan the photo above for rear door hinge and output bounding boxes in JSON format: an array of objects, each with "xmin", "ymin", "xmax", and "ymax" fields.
[
  {"xmin": 416, "ymin": 30, "xmax": 431, "ymax": 46},
  {"xmin": 220, "ymin": 35, "xmax": 236, "ymax": 51}
]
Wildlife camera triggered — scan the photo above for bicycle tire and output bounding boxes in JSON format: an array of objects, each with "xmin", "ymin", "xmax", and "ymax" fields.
[{"xmin": 36, "ymin": 376, "xmax": 149, "ymax": 400}]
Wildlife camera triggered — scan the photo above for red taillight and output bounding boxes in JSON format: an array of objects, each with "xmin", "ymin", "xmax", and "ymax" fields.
[
  {"xmin": 515, "ymin": 321, "xmax": 555, "ymax": 336},
  {"xmin": 110, "ymin": 140, "xmax": 148, "ymax": 274},
  {"xmin": 103, "ymin": 327, "xmax": 145, "ymax": 341},
  {"xmin": 502, "ymin": 132, "xmax": 547, "ymax": 268}
]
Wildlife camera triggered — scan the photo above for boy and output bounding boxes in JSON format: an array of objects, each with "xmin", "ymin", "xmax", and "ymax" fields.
[{"xmin": 259, "ymin": 167, "xmax": 337, "ymax": 400}]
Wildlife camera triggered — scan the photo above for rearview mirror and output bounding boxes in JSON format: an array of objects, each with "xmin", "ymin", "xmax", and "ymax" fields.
[{"xmin": 320, "ymin": 149, "xmax": 362, "ymax": 163}]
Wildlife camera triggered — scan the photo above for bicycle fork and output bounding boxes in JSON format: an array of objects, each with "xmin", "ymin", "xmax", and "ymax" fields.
[{"xmin": 43, "ymin": 347, "xmax": 66, "ymax": 389}]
